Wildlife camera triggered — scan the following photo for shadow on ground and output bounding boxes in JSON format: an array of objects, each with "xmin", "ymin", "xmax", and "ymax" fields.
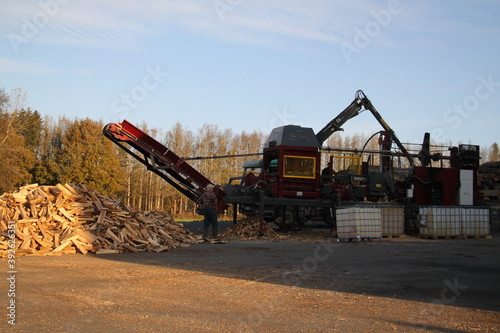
[{"xmin": 95, "ymin": 221, "xmax": 500, "ymax": 312}]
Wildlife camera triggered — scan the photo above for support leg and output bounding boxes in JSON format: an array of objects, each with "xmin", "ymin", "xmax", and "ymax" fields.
[
  {"xmin": 259, "ymin": 190, "xmax": 265, "ymax": 237},
  {"xmin": 232, "ymin": 203, "xmax": 238, "ymax": 225}
]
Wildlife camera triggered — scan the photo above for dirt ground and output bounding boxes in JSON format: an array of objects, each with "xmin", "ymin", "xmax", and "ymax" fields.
[{"xmin": 1, "ymin": 222, "xmax": 499, "ymax": 333}]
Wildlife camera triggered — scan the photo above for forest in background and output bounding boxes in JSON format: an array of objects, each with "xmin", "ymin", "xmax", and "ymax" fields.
[{"xmin": 1, "ymin": 88, "xmax": 499, "ymax": 218}]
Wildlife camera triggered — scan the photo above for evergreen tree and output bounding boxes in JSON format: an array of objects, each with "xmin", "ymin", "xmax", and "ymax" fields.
[
  {"xmin": 56, "ymin": 118, "xmax": 126, "ymax": 195},
  {"xmin": 488, "ymin": 142, "xmax": 499, "ymax": 162},
  {"xmin": 0, "ymin": 89, "xmax": 35, "ymax": 192},
  {"xmin": 14, "ymin": 108, "xmax": 43, "ymax": 154}
]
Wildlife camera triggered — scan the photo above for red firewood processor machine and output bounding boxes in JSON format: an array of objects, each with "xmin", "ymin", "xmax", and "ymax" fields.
[{"xmin": 103, "ymin": 90, "xmax": 480, "ymax": 232}]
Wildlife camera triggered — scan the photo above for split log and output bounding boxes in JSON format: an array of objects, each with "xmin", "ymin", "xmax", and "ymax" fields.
[
  {"xmin": 478, "ymin": 162, "xmax": 500, "ymax": 202},
  {"xmin": 221, "ymin": 215, "xmax": 278, "ymax": 240},
  {"xmin": 0, "ymin": 183, "xmax": 197, "ymax": 257}
]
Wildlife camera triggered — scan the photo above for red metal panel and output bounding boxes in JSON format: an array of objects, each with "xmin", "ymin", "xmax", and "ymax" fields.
[
  {"xmin": 262, "ymin": 145, "xmax": 321, "ymax": 199},
  {"xmin": 118, "ymin": 120, "xmax": 211, "ymax": 187},
  {"xmin": 412, "ymin": 166, "xmax": 458, "ymax": 206},
  {"xmin": 105, "ymin": 120, "xmax": 227, "ymax": 213}
]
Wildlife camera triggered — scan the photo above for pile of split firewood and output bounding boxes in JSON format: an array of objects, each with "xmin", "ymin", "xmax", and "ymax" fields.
[
  {"xmin": 478, "ymin": 161, "xmax": 500, "ymax": 202},
  {"xmin": 221, "ymin": 215, "xmax": 278, "ymax": 240},
  {"xmin": 0, "ymin": 183, "xmax": 200, "ymax": 257}
]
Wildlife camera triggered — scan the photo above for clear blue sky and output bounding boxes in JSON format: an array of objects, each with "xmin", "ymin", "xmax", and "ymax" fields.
[{"xmin": 1, "ymin": 0, "xmax": 499, "ymax": 148}]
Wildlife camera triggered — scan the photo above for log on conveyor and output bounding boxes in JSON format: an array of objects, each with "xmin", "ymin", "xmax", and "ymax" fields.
[{"xmin": 0, "ymin": 183, "xmax": 199, "ymax": 257}]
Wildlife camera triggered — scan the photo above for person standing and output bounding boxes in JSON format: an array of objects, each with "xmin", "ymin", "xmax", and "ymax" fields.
[{"xmin": 197, "ymin": 184, "xmax": 219, "ymax": 239}]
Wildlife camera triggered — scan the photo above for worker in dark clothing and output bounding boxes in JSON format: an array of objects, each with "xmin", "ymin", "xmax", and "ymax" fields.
[
  {"xmin": 322, "ymin": 162, "xmax": 335, "ymax": 185},
  {"xmin": 197, "ymin": 184, "xmax": 219, "ymax": 239},
  {"xmin": 321, "ymin": 162, "xmax": 333, "ymax": 176}
]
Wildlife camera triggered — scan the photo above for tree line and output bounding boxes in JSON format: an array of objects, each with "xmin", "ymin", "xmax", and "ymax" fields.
[{"xmin": 1, "ymin": 88, "xmax": 499, "ymax": 217}]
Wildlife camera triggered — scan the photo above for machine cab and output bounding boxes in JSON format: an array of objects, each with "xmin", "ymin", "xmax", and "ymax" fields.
[{"xmin": 262, "ymin": 125, "xmax": 321, "ymax": 199}]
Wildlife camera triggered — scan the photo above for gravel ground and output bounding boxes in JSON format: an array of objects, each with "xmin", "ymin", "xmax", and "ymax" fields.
[{"xmin": 1, "ymin": 224, "xmax": 499, "ymax": 332}]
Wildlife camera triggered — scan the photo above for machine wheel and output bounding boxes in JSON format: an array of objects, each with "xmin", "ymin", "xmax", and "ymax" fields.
[
  {"xmin": 284, "ymin": 206, "xmax": 295, "ymax": 225},
  {"xmin": 323, "ymin": 207, "xmax": 336, "ymax": 225}
]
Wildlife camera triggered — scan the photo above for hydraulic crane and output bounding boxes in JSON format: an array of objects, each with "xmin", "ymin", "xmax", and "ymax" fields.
[{"xmin": 315, "ymin": 90, "xmax": 414, "ymax": 166}]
